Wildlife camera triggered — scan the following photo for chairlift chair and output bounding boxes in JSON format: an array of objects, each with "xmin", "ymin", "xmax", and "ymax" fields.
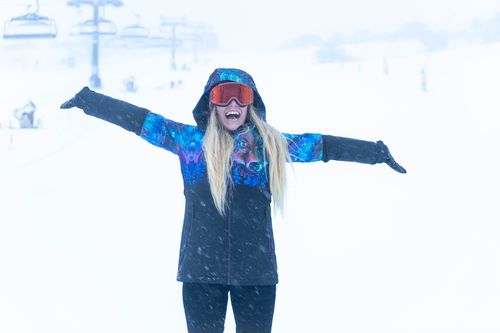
[
  {"xmin": 120, "ymin": 24, "xmax": 149, "ymax": 39},
  {"xmin": 3, "ymin": 13, "xmax": 57, "ymax": 39},
  {"xmin": 78, "ymin": 18, "xmax": 117, "ymax": 35}
]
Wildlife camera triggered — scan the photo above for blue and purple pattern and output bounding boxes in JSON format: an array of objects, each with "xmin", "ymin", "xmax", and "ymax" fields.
[
  {"xmin": 205, "ymin": 68, "xmax": 256, "ymax": 88},
  {"xmin": 284, "ymin": 133, "xmax": 323, "ymax": 163},
  {"xmin": 141, "ymin": 113, "xmax": 205, "ymax": 184},
  {"xmin": 141, "ymin": 113, "xmax": 323, "ymax": 186}
]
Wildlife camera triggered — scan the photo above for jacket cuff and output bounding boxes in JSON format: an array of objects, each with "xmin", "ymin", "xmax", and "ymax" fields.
[{"xmin": 322, "ymin": 135, "xmax": 385, "ymax": 164}]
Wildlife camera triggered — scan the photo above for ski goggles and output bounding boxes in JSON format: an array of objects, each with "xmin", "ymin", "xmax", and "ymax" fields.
[{"xmin": 209, "ymin": 82, "xmax": 254, "ymax": 107}]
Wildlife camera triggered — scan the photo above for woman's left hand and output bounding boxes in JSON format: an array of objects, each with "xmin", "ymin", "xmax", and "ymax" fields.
[{"xmin": 376, "ymin": 141, "xmax": 407, "ymax": 174}]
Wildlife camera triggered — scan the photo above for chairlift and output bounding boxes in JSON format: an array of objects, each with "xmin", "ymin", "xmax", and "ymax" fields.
[
  {"xmin": 67, "ymin": 0, "xmax": 123, "ymax": 8},
  {"xmin": 3, "ymin": 0, "xmax": 57, "ymax": 39},
  {"xmin": 120, "ymin": 24, "xmax": 149, "ymax": 39},
  {"xmin": 78, "ymin": 18, "xmax": 117, "ymax": 35}
]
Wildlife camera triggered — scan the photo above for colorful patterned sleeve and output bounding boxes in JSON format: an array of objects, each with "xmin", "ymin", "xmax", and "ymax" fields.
[
  {"xmin": 140, "ymin": 112, "xmax": 199, "ymax": 155},
  {"xmin": 283, "ymin": 132, "xmax": 324, "ymax": 163}
]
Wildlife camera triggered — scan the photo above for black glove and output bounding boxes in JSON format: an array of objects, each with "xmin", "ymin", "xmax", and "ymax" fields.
[
  {"xmin": 60, "ymin": 87, "xmax": 149, "ymax": 135},
  {"xmin": 60, "ymin": 86, "xmax": 92, "ymax": 110},
  {"xmin": 60, "ymin": 97, "xmax": 77, "ymax": 109},
  {"xmin": 374, "ymin": 140, "xmax": 406, "ymax": 173},
  {"xmin": 322, "ymin": 135, "xmax": 406, "ymax": 174}
]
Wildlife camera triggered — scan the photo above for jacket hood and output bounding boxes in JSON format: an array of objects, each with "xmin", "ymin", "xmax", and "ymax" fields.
[{"xmin": 192, "ymin": 68, "xmax": 266, "ymax": 129}]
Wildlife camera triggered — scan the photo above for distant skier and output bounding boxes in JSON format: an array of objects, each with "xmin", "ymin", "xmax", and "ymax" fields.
[
  {"xmin": 61, "ymin": 68, "xmax": 406, "ymax": 333},
  {"xmin": 421, "ymin": 66, "xmax": 428, "ymax": 92},
  {"xmin": 123, "ymin": 76, "xmax": 138, "ymax": 92},
  {"xmin": 13, "ymin": 100, "xmax": 36, "ymax": 128}
]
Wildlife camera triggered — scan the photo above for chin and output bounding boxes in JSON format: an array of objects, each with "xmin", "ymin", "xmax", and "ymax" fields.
[{"xmin": 223, "ymin": 122, "xmax": 243, "ymax": 131}]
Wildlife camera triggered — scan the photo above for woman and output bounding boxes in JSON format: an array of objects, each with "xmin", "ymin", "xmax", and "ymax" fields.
[{"xmin": 61, "ymin": 68, "xmax": 406, "ymax": 333}]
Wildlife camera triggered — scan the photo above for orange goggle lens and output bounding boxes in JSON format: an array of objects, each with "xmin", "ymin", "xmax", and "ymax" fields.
[{"xmin": 210, "ymin": 82, "xmax": 254, "ymax": 106}]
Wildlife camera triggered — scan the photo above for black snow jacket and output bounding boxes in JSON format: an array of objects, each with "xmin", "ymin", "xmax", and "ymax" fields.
[{"xmin": 61, "ymin": 68, "xmax": 405, "ymax": 286}]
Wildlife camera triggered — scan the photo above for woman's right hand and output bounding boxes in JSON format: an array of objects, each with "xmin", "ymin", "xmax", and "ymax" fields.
[
  {"xmin": 60, "ymin": 97, "xmax": 76, "ymax": 109},
  {"xmin": 59, "ymin": 87, "xmax": 149, "ymax": 135},
  {"xmin": 60, "ymin": 87, "xmax": 91, "ymax": 110}
]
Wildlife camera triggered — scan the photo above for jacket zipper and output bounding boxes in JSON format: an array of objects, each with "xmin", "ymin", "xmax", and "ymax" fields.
[{"xmin": 227, "ymin": 184, "xmax": 234, "ymax": 285}]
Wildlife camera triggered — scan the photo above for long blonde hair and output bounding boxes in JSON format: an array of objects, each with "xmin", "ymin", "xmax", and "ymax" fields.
[{"xmin": 203, "ymin": 106, "xmax": 290, "ymax": 216}]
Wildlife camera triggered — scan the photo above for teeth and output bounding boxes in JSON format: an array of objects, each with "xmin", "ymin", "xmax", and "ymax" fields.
[{"xmin": 225, "ymin": 111, "xmax": 240, "ymax": 119}]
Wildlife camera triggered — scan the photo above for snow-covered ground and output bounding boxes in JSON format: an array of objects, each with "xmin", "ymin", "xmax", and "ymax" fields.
[{"xmin": 1, "ymin": 39, "xmax": 499, "ymax": 333}]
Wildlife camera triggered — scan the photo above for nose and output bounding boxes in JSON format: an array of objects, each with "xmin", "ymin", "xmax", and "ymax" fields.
[{"xmin": 228, "ymin": 99, "xmax": 239, "ymax": 107}]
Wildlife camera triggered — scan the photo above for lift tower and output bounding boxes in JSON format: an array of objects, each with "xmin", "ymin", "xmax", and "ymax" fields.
[
  {"xmin": 160, "ymin": 17, "xmax": 186, "ymax": 70},
  {"xmin": 67, "ymin": 0, "xmax": 123, "ymax": 88}
]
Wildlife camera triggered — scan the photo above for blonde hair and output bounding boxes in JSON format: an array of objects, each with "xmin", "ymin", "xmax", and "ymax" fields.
[{"xmin": 203, "ymin": 106, "xmax": 290, "ymax": 216}]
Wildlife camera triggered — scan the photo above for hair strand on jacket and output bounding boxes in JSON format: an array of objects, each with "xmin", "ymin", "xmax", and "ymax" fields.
[{"xmin": 203, "ymin": 106, "xmax": 290, "ymax": 216}]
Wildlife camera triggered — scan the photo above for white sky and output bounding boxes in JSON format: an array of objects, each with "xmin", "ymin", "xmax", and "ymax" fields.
[{"xmin": 1, "ymin": 0, "xmax": 500, "ymax": 49}]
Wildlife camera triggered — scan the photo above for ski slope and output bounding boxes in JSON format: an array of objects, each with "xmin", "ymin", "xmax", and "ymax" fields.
[{"xmin": 1, "ymin": 40, "xmax": 499, "ymax": 333}]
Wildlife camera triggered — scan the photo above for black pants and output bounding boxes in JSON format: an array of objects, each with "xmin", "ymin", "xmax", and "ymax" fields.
[{"xmin": 182, "ymin": 283, "xmax": 276, "ymax": 333}]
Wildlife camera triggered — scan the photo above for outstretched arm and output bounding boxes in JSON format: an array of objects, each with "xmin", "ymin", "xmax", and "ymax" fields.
[
  {"xmin": 60, "ymin": 87, "xmax": 201, "ymax": 156},
  {"xmin": 60, "ymin": 87, "xmax": 148, "ymax": 135},
  {"xmin": 283, "ymin": 132, "xmax": 406, "ymax": 173},
  {"xmin": 322, "ymin": 135, "xmax": 406, "ymax": 173}
]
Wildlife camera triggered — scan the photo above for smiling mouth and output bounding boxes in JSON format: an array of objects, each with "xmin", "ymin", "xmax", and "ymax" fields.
[{"xmin": 225, "ymin": 111, "xmax": 241, "ymax": 120}]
